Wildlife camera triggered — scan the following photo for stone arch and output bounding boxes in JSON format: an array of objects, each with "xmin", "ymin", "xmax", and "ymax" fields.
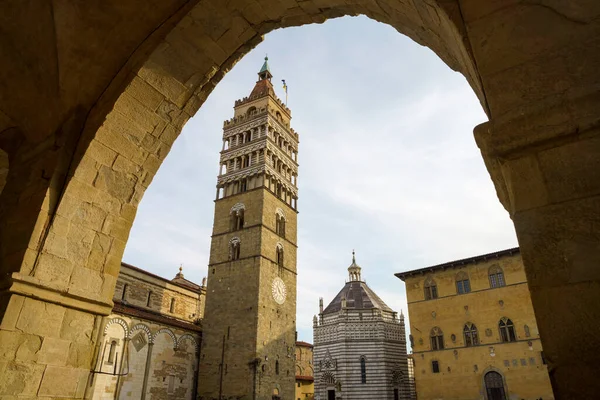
[
  {"xmin": 13, "ymin": 3, "xmax": 485, "ymax": 321},
  {"xmin": 481, "ymin": 366, "xmax": 510, "ymax": 400},
  {"xmin": 275, "ymin": 207, "xmax": 286, "ymax": 220},
  {"xmin": 153, "ymin": 328, "xmax": 177, "ymax": 349},
  {"xmin": 1, "ymin": 2, "xmax": 599, "ymax": 399},
  {"xmin": 104, "ymin": 317, "xmax": 129, "ymax": 337},
  {"xmin": 129, "ymin": 323, "xmax": 153, "ymax": 343},
  {"xmin": 177, "ymin": 333, "xmax": 199, "ymax": 352},
  {"xmin": 230, "ymin": 202, "xmax": 245, "ymax": 214},
  {"xmin": 391, "ymin": 369, "xmax": 405, "ymax": 386},
  {"xmin": 321, "ymin": 371, "xmax": 336, "ymax": 385}
]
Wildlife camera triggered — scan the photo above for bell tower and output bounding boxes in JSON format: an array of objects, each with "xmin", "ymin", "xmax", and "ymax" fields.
[{"xmin": 198, "ymin": 57, "xmax": 299, "ymax": 400}]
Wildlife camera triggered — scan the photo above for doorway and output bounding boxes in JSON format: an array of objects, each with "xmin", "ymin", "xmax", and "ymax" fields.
[
  {"xmin": 327, "ymin": 389, "xmax": 335, "ymax": 400},
  {"xmin": 484, "ymin": 371, "xmax": 507, "ymax": 400}
]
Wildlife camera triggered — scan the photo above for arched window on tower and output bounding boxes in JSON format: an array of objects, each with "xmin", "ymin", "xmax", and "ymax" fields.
[
  {"xmin": 499, "ymin": 318, "xmax": 516, "ymax": 342},
  {"xmin": 275, "ymin": 360, "xmax": 280, "ymax": 375},
  {"xmin": 456, "ymin": 271, "xmax": 471, "ymax": 294},
  {"xmin": 463, "ymin": 323, "xmax": 479, "ymax": 346},
  {"xmin": 430, "ymin": 327, "xmax": 444, "ymax": 350},
  {"xmin": 360, "ymin": 356, "xmax": 367, "ymax": 384},
  {"xmin": 170, "ymin": 298, "xmax": 176, "ymax": 313},
  {"xmin": 489, "ymin": 265, "xmax": 506, "ymax": 288},
  {"xmin": 230, "ymin": 205, "xmax": 245, "ymax": 231},
  {"xmin": 276, "ymin": 245, "xmax": 284, "ymax": 267},
  {"xmin": 275, "ymin": 213, "xmax": 286, "ymax": 238},
  {"xmin": 121, "ymin": 284, "xmax": 128, "ymax": 300},
  {"xmin": 424, "ymin": 277, "xmax": 438, "ymax": 300},
  {"xmin": 229, "ymin": 238, "xmax": 241, "ymax": 261}
]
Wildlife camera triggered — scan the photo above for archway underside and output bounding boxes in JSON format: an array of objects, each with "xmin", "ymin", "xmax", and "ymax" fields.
[{"xmin": 0, "ymin": 1, "xmax": 599, "ymax": 398}]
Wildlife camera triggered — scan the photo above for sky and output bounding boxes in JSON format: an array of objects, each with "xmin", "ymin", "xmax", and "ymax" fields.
[{"xmin": 123, "ymin": 16, "xmax": 518, "ymax": 347}]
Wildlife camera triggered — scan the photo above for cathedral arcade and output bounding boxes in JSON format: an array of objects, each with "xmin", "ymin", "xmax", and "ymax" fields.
[{"xmin": 1, "ymin": 2, "xmax": 600, "ymax": 399}]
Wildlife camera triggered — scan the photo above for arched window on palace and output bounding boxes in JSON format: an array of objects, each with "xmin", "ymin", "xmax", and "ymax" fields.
[
  {"xmin": 489, "ymin": 265, "xmax": 506, "ymax": 288},
  {"xmin": 229, "ymin": 238, "xmax": 241, "ymax": 261},
  {"xmin": 463, "ymin": 322, "xmax": 479, "ymax": 346},
  {"xmin": 456, "ymin": 271, "xmax": 471, "ymax": 294},
  {"xmin": 499, "ymin": 317, "xmax": 516, "ymax": 342},
  {"xmin": 430, "ymin": 327, "xmax": 444, "ymax": 350},
  {"xmin": 360, "ymin": 356, "xmax": 367, "ymax": 384},
  {"xmin": 276, "ymin": 244, "xmax": 284, "ymax": 267},
  {"xmin": 424, "ymin": 277, "xmax": 438, "ymax": 300}
]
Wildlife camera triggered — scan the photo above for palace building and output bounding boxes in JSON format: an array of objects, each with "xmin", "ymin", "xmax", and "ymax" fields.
[
  {"xmin": 313, "ymin": 253, "xmax": 409, "ymax": 400},
  {"xmin": 395, "ymin": 248, "xmax": 554, "ymax": 400},
  {"xmin": 295, "ymin": 341, "xmax": 315, "ymax": 399},
  {"xmin": 90, "ymin": 264, "xmax": 206, "ymax": 400},
  {"xmin": 198, "ymin": 57, "xmax": 299, "ymax": 400}
]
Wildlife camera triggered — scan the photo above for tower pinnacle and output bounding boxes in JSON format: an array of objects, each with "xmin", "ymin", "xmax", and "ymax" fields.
[
  {"xmin": 258, "ymin": 55, "xmax": 272, "ymax": 81},
  {"xmin": 348, "ymin": 250, "xmax": 362, "ymax": 282}
]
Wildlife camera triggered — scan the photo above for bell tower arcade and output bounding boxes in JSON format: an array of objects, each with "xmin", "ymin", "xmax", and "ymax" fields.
[{"xmin": 198, "ymin": 57, "xmax": 299, "ymax": 400}]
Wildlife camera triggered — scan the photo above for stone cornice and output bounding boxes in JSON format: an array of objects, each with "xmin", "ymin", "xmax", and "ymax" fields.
[
  {"xmin": 223, "ymin": 114, "xmax": 268, "ymax": 137},
  {"xmin": 3, "ymin": 272, "xmax": 114, "ymax": 316}
]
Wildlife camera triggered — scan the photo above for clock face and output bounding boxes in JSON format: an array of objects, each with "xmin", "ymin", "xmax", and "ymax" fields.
[{"xmin": 271, "ymin": 277, "xmax": 287, "ymax": 305}]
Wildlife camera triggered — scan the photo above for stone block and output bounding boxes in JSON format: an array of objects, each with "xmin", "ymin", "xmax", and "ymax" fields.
[
  {"xmin": 0, "ymin": 295, "xmax": 25, "ymax": 331},
  {"xmin": 95, "ymin": 118, "xmax": 148, "ymax": 166},
  {"xmin": 68, "ymin": 266, "xmax": 104, "ymax": 298},
  {"xmin": 60, "ymin": 308, "xmax": 95, "ymax": 345},
  {"xmin": 15, "ymin": 298, "xmax": 65, "ymax": 338},
  {"xmin": 112, "ymin": 154, "xmax": 142, "ymax": 175},
  {"xmin": 0, "ymin": 361, "xmax": 46, "ymax": 396},
  {"xmin": 38, "ymin": 336, "xmax": 70, "ymax": 366},
  {"xmin": 38, "ymin": 365, "xmax": 81, "ymax": 397},
  {"xmin": 126, "ymin": 75, "xmax": 165, "ymax": 112},
  {"xmin": 67, "ymin": 342, "xmax": 94, "ymax": 369},
  {"xmin": 93, "ymin": 165, "xmax": 137, "ymax": 203},
  {"xmin": 31, "ymin": 253, "xmax": 73, "ymax": 289},
  {"xmin": 87, "ymin": 139, "xmax": 119, "ymax": 167}
]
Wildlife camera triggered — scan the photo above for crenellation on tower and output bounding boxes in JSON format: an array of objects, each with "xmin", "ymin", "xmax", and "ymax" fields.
[{"xmin": 199, "ymin": 56, "xmax": 299, "ymax": 400}]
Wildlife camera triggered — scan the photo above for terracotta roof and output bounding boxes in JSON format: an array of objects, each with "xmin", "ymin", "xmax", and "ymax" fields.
[
  {"xmin": 296, "ymin": 375, "xmax": 314, "ymax": 382},
  {"xmin": 394, "ymin": 247, "xmax": 520, "ymax": 281},
  {"xmin": 323, "ymin": 281, "xmax": 393, "ymax": 314},
  {"xmin": 120, "ymin": 261, "xmax": 204, "ymax": 293},
  {"xmin": 249, "ymin": 78, "xmax": 274, "ymax": 99},
  {"xmin": 296, "ymin": 341, "xmax": 313, "ymax": 348},
  {"xmin": 113, "ymin": 301, "xmax": 202, "ymax": 333}
]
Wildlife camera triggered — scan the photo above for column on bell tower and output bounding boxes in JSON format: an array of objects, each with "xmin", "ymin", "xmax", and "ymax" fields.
[{"xmin": 198, "ymin": 57, "xmax": 300, "ymax": 400}]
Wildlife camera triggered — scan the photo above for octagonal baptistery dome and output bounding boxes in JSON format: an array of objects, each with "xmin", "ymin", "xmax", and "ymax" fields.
[{"xmin": 313, "ymin": 253, "xmax": 411, "ymax": 400}]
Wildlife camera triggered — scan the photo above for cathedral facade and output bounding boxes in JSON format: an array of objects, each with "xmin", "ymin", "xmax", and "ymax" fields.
[
  {"xmin": 198, "ymin": 58, "xmax": 299, "ymax": 400},
  {"xmin": 313, "ymin": 254, "xmax": 409, "ymax": 400},
  {"xmin": 89, "ymin": 263, "xmax": 205, "ymax": 400}
]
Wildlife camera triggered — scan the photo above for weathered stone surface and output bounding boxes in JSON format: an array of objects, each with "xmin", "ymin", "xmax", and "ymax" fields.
[
  {"xmin": 60, "ymin": 309, "xmax": 96, "ymax": 345},
  {"xmin": 15, "ymin": 298, "xmax": 65, "ymax": 338},
  {"xmin": 38, "ymin": 365, "xmax": 82, "ymax": 397}
]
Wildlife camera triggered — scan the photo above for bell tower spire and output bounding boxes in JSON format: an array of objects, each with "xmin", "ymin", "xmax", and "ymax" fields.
[{"xmin": 258, "ymin": 55, "xmax": 273, "ymax": 81}]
